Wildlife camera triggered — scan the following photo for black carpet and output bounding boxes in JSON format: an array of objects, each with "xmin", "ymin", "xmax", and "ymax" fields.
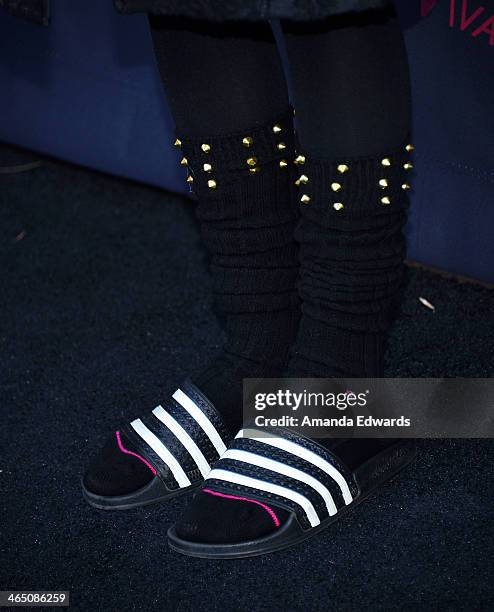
[{"xmin": 1, "ymin": 146, "xmax": 493, "ymax": 611}]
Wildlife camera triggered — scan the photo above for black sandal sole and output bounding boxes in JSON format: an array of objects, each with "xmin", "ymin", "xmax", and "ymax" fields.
[
  {"xmin": 167, "ymin": 440, "xmax": 416, "ymax": 559},
  {"xmin": 81, "ymin": 477, "xmax": 200, "ymax": 511}
]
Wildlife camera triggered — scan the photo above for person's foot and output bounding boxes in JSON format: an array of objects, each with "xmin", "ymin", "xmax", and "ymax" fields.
[
  {"xmin": 168, "ymin": 428, "xmax": 416, "ymax": 558},
  {"xmin": 82, "ymin": 380, "xmax": 230, "ymax": 509},
  {"xmin": 82, "ymin": 333, "xmax": 299, "ymax": 510}
]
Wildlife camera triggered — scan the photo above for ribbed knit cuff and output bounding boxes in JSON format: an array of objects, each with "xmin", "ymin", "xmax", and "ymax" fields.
[
  {"xmin": 293, "ymin": 143, "xmax": 414, "ymax": 219},
  {"xmin": 174, "ymin": 108, "xmax": 296, "ymax": 199}
]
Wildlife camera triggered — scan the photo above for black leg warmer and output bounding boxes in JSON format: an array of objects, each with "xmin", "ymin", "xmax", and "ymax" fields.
[
  {"xmin": 287, "ymin": 147, "xmax": 413, "ymax": 377},
  {"xmin": 176, "ymin": 110, "xmax": 300, "ymax": 429}
]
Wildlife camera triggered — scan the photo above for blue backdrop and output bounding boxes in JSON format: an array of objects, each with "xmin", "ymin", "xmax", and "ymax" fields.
[{"xmin": 0, "ymin": 0, "xmax": 492, "ymax": 281}]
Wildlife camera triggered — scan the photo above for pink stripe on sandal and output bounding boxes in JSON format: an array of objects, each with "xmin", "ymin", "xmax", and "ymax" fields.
[
  {"xmin": 116, "ymin": 430, "xmax": 157, "ymax": 475},
  {"xmin": 202, "ymin": 488, "xmax": 280, "ymax": 527}
]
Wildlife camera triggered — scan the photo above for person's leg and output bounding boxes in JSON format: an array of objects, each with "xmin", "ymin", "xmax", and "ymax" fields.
[
  {"xmin": 150, "ymin": 17, "xmax": 290, "ymax": 135},
  {"xmin": 150, "ymin": 18, "xmax": 299, "ymax": 433},
  {"xmin": 285, "ymin": 8, "xmax": 410, "ymax": 159},
  {"xmin": 174, "ymin": 5, "xmax": 414, "ymax": 544},
  {"xmin": 285, "ymin": 5, "xmax": 412, "ymax": 378},
  {"xmin": 83, "ymin": 18, "xmax": 299, "ymax": 498}
]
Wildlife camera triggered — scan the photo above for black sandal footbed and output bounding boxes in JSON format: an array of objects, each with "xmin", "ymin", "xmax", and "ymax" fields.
[
  {"xmin": 81, "ymin": 380, "xmax": 231, "ymax": 510},
  {"xmin": 168, "ymin": 435, "xmax": 416, "ymax": 559}
]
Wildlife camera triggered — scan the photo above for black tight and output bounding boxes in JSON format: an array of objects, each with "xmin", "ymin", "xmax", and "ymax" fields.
[
  {"xmin": 149, "ymin": 7, "xmax": 411, "ymax": 154},
  {"xmin": 283, "ymin": 7, "xmax": 411, "ymax": 157},
  {"xmin": 149, "ymin": 17, "xmax": 289, "ymax": 135}
]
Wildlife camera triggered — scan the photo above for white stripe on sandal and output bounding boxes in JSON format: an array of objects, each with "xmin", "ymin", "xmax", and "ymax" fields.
[
  {"xmin": 236, "ymin": 429, "xmax": 353, "ymax": 505},
  {"xmin": 130, "ymin": 418, "xmax": 191, "ymax": 488},
  {"xmin": 152, "ymin": 406, "xmax": 211, "ymax": 478},
  {"xmin": 221, "ymin": 448, "xmax": 337, "ymax": 516},
  {"xmin": 173, "ymin": 389, "xmax": 227, "ymax": 456}
]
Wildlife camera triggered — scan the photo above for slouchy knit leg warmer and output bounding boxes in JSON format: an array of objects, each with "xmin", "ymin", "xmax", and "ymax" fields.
[{"xmin": 176, "ymin": 112, "xmax": 300, "ymax": 431}]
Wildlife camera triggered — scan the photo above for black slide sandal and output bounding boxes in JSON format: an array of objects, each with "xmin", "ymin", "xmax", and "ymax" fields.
[
  {"xmin": 168, "ymin": 427, "xmax": 416, "ymax": 558},
  {"xmin": 82, "ymin": 380, "xmax": 231, "ymax": 510}
]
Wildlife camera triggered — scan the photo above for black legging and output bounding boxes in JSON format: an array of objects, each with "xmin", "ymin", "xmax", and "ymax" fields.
[
  {"xmin": 149, "ymin": 7, "xmax": 410, "ymax": 156},
  {"xmin": 149, "ymin": 17, "xmax": 289, "ymax": 135}
]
